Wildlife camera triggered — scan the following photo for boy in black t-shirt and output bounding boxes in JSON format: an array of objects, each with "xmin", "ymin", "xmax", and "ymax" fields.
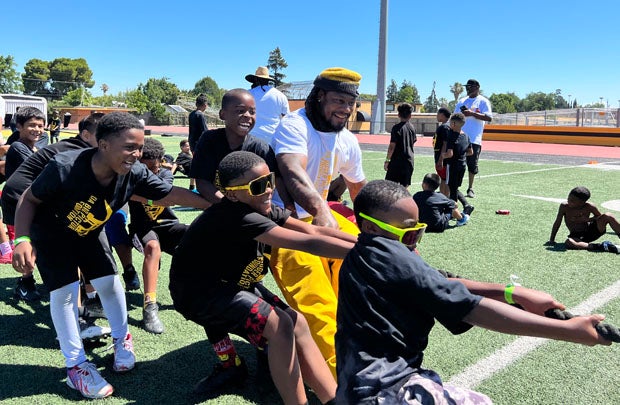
[
  {"xmin": 433, "ymin": 107, "xmax": 451, "ymax": 196},
  {"xmin": 170, "ymin": 151, "xmax": 355, "ymax": 404},
  {"xmin": 173, "ymin": 139, "xmax": 196, "ymax": 191},
  {"xmin": 336, "ymin": 180, "xmax": 611, "ymax": 404},
  {"xmin": 384, "ymin": 103, "xmax": 416, "ymax": 188},
  {"xmin": 128, "ymin": 137, "xmax": 188, "ymax": 334},
  {"xmin": 442, "ymin": 113, "xmax": 474, "ymax": 216},
  {"xmin": 413, "ymin": 173, "xmax": 469, "ymax": 232},
  {"xmin": 12, "ymin": 112, "xmax": 210, "ymax": 399}
]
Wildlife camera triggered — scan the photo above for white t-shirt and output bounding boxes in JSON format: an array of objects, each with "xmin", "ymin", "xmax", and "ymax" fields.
[
  {"xmin": 454, "ymin": 95, "xmax": 492, "ymax": 145},
  {"xmin": 272, "ymin": 108, "xmax": 365, "ymax": 218},
  {"xmin": 249, "ymin": 85, "xmax": 290, "ymax": 144}
]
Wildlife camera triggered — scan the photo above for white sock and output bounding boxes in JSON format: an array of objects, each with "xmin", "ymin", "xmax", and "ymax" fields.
[
  {"xmin": 90, "ymin": 274, "xmax": 128, "ymax": 339},
  {"xmin": 49, "ymin": 281, "xmax": 87, "ymax": 368}
]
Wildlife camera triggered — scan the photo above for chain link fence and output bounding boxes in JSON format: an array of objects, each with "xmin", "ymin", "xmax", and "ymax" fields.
[{"xmin": 492, "ymin": 108, "xmax": 619, "ymax": 127}]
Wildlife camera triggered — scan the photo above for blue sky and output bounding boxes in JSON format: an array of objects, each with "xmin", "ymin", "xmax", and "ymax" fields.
[{"xmin": 4, "ymin": 0, "xmax": 620, "ymax": 107}]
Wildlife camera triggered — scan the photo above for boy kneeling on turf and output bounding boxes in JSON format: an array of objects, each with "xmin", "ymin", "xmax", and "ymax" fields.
[
  {"xmin": 12, "ymin": 112, "xmax": 210, "ymax": 399},
  {"xmin": 336, "ymin": 179, "xmax": 611, "ymax": 404},
  {"xmin": 170, "ymin": 151, "xmax": 356, "ymax": 404}
]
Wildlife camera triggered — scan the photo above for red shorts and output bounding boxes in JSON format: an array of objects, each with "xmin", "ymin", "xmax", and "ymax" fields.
[{"xmin": 435, "ymin": 165, "xmax": 447, "ymax": 180}]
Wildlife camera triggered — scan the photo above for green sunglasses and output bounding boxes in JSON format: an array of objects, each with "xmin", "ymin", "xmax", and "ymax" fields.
[
  {"xmin": 359, "ymin": 212, "xmax": 427, "ymax": 246},
  {"xmin": 225, "ymin": 172, "xmax": 275, "ymax": 196}
]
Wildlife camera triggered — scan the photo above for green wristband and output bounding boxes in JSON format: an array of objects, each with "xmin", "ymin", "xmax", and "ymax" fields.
[
  {"xmin": 14, "ymin": 236, "xmax": 31, "ymax": 246},
  {"xmin": 147, "ymin": 199, "xmax": 153, "ymax": 206},
  {"xmin": 504, "ymin": 284, "xmax": 516, "ymax": 305}
]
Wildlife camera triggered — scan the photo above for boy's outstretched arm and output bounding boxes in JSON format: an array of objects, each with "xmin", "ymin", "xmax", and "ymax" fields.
[
  {"xmin": 151, "ymin": 186, "xmax": 211, "ymax": 210},
  {"xmin": 548, "ymin": 204, "xmax": 566, "ymax": 243},
  {"xmin": 282, "ymin": 216, "xmax": 358, "ymax": 244},
  {"xmin": 463, "ymin": 297, "xmax": 611, "ymax": 346},
  {"xmin": 12, "ymin": 187, "xmax": 41, "ymax": 274},
  {"xmin": 255, "ymin": 224, "xmax": 354, "ymax": 259},
  {"xmin": 456, "ymin": 279, "xmax": 565, "ymax": 316}
]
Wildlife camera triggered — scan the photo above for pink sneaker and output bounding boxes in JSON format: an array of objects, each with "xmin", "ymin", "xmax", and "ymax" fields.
[
  {"xmin": 66, "ymin": 362, "xmax": 114, "ymax": 399},
  {"xmin": 0, "ymin": 251, "xmax": 12, "ymax": 264},
  {"xmin": 113, "ymin": 333, "xmax": 136, "ymax": 373}
]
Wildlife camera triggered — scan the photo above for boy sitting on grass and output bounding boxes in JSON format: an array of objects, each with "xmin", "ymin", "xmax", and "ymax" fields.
[
  {"xmin": 336, "ymin": 179, "xmax": 611, "ymax": 404},
  {"xmin": 413, "ymin": 172, "xmax": 469, "ymax": 231},
  {"xmin": 547, "ymin": 186, "xmax": 620, "ymax": 253},
  {"xmin": 170, "ymin": 151, "xmax": 357, "ymax": 404}
]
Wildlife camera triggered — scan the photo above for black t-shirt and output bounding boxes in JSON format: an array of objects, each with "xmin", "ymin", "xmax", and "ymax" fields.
[
  {"xmin": 188, "ymin": 109, "xmax": 208, "ymax": 151},
  {"xmin": 190, "ymin": 128, "xmax": 278, "ymax": 188},
  {"xmin": 49, "ymin": 117, "xmax": 61, "ymax": 135},
  {"xmin": 5, "ymin": 140, "xmax": 36, "ymax": 180},
  {"xmin": 30, "ymin": 148, "xmax": 172, "ymax": 240},
  {"xmin": 175, "ymin": 151, "xmax": 192, "ymax": 173},
  {"xmin": 412, "ymin": 190, "xmax": 456, "ymax": 232},
  {"xmin": 336, "ymin": 233, "xmax": 481, "ymax": 404},
  {"xmin": 433, "ymin": 123, "xmax": 450, "ymax": 163},
  {"xmin": 389, "ymin": 121, "xmax": 416, "ymax": 163},
  {"xmin": 6, "ymin": 131, "xmax": 49, "ymax": 149},
  {"xmin": 1, "ymin": 136, "xmax": 92, "ymax": 225},
  {"xmin": 170, "ymin": 199, "xmax": 289, "ymax": 291},
  {"xmin": 128, "ymin": 168, "xmax": 179, "ymax": 236},
  {"xmin": 444, "ymin": 129, "xmax": 470, "ymax": 167}
]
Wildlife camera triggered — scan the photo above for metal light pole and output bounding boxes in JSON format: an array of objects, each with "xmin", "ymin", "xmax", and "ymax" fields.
[{"xmin": 370, "ymin": 0, "xmax": 388, "ymax": 134}]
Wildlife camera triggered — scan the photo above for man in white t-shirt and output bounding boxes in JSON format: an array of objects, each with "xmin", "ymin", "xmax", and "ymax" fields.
[
  {"xmin": 270, "ymin": 67, "xmax": 366, "ymax": 377},
  {"xmin": 246, "ymin": 66, "xmax": 290, "ymax": 144},
  {"xmin": 454, "ymin": 79, "xmax": 492, "ymax": 198}
]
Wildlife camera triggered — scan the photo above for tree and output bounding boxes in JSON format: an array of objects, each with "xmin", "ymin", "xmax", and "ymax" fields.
[
  {"xmin": 22, "ymin": 58, "xmax": 50, "ymax": 95},
  {"xmin": 489, "ymin": 92, "xmax": 519, "ymax": 114},
  {"xmin": 450, "ymin": 82, "xmax": 464, "ymax": 102},
  {"xmin": 192, "ymin": 76, "xmax": 223, "ymax": 106},
  {"xmin": 142, "ymin": 77, "xmax": 180, "ymax": 105},
  {"xmin": 519, "ymin": 92, "xmax": 555, "ymax": 112},
  {"xmin": 396, "ymin": 80, "xmax": 420, "ymax": 104},
  {"xmin": 0, "ymin": 55, "xmax": 23, "ymax": 93},
  {"xmin": 61, "ymin": 87, "xmax": 93, "ymax": 106},
  {"xmin": 124, "ymin": 89, "xmax": 150, "ymax": 114},
  {"xmin": 423, "ymin": 81, "xmax": 439, "ymax": 113},
  {"xmin": 48, "ymin": 58, "xmax": 94, "ymax": 97},
  {"xmin": 267, "ymin": 47, "xmax": 288, "ymax": 87},
  {"xmin": 101, "ymin": 83, "xmax": 109, "ymax": 96},
  {"xmin": 386, "ymin": 79, "xmax": 398, "ymax": 103}
]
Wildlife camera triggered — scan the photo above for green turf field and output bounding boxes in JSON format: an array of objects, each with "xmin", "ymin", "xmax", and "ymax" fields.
[{"xmin": 1, "ymin": 134, "xmax": 619, "ymax": 404}]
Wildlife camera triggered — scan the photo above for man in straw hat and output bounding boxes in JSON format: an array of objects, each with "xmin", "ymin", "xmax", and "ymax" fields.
[
  {"xmin": 269, "ymin": 67, "xmax": 367, "ymax": 377},
  {"xmin": 245, "ymin": 66, "xmax": 290, "ymax": 144}
]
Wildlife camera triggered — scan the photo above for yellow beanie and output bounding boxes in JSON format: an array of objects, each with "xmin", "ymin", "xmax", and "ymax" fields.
[{"xmin": 313, "ymin": 67, "xmax": 362, "ymax": 97}]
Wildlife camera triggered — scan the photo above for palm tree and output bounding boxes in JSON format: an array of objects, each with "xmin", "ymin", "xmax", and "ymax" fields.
[
  {"xmin": 450, "ymin": 82, "xmax": 464, "ymax": 102},
  {"xmin": 101, "ymin": 83, "xmax": 109, "ymax": 96}
]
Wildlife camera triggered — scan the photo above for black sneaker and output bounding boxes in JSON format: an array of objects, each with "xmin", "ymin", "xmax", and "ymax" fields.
[
  {"xmin": 83, "ymin": 296, "xmax": 106, "ymax": 319},
  {"xmin": 14, "ymin": 276, "xmax": 42, "ymax": 302},
  {"xmin": 142, "ymin": 302, "xmax": 164, "ymax": 334},
  {"xmin": 467, "ymin": 188, "xmax": 475, "ymax": 198},
  {"xmin": 602, "ymin": 241, "xmax": 620, "ymax": 254},
  {"xmin": 193, "ymin": 357, "xmax": 248, "ymax": 398},
  {"xmin": 463, "ymin": 205, "xmax": 475, "ymax": 216},
  {"xmin": 122, "ymin": 267, "xmax": 140, "ymax": 291}
]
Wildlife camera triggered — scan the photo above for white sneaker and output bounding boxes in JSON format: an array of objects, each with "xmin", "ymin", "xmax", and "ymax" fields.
[
  {"xmin": 113, "ymin": 333, "xmax": 136, "ymax": 373},
  {"xmin": 66, "ymin": 362, "xmax": 114, "ymax": 399}
]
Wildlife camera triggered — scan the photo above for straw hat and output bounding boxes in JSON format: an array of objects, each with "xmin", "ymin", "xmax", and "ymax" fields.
[{"xmin": 245, "ymin": 66, "xmax": 275, "ymax": 83}]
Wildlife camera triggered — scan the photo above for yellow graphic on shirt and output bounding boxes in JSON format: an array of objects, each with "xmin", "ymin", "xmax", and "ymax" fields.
[
  {"xmin": 142, "ymin": 203, "xmax": 164, "ymax": 221},
  {"xmin": 317, "ymin": 150, "xmax": 333, "ymax": 201},
  {"xmin": 238, "ymin": 256, "xmax": 265, "ymax": 289},
  {"xmin": 66, "ymin": 195, "xmax": 113, "ymax": 236}
]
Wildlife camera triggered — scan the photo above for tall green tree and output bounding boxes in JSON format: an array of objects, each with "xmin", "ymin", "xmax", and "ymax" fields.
[
  {"xmin": 518, "ymin": 92, "xmax": 556, "ymax": 112},
  {"xmin": 0, "ymin": 55, "xmax": 23, "ymax": 93},
  {"xmin": 124, "ymin": 89, "xmax": 150, "ymax": 114},
  {"xmin": 267, "ymin": 47, "xmax": 288, "ymax": 87},
  {"xmin": 386, "ymin": 79, "xmax": 398, "ymax": 103},
  {"xmin": 61, "ymin": 87, "xmax": 93, "ymax": 106},
  {"xmin": 423, "ymin": 81, "xmax": 439, "ymax": 113},
  {"xmin": 192, "ymin": 76, "xmax": 222, "ymax": 106},
  {"xmin": 48, "ymin": 58, "xmax": 94, "ymax": 98},
  {"xmin": 22, "ymin": 58, "xmax": 50, "ymax": 95},
  {"xmin": 396, "ymin": 80, "xmax": 420, "ymax": 104},
  {"xmin": 142, "ymin": 77, "xmax": 180, "ymax": 105},
  {"xmin": 489, "ymin": 92, "xmax": 519, "ymax": 114}
]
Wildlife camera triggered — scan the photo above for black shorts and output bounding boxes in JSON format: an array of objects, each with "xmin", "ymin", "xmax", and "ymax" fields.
[
  {"xmin": 33, "ymin": 228, "xmax": 117, "ymax": 291},
  {"xmin": 1, "ymin": 194, "xmax": 16, "ymax": 225},
  {"xmin": 466, "ymin": 143, "xmax": 482, "ymax": 174},
  {"xmin": 132, "ymin": 222, "xmax": 188, "ymax": 255},
  {"xmin": 171, "ymin": 281, "xmax": 289, "ymax": 347},
  {"xmin": 568, "ymin": 221, "xmax": 605, "ymax": 243},
  {"xmin": 385, "ymin": 160, "xmax": 414, "ymax": 187}
]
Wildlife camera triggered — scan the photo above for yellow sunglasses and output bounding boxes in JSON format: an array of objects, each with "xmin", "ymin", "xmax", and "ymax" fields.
[
  {"xmin": 225, "ymin": 172, "xmax": 275, "ymax": 196},
  {"xmin": 359, "ymin": 212, "xmax": 427, "ymax": 246}
]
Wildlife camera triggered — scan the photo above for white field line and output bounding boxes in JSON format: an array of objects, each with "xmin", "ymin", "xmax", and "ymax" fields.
[
  {"xmin": 477, "ymin": 162, "xmax": 619, "ymax": 179},
  {"xmin": 447, "ymin": 279, "xmax": 620, "ymax": 389}
]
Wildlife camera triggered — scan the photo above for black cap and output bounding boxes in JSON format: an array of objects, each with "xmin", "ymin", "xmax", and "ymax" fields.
[{"xmin": 465, "ymin": 79, "xmax": 480, "ymax": 87}]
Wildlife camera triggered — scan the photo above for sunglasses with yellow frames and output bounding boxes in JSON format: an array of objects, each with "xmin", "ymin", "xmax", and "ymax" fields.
[
  {"xmin": 225, "ymin": 172, "xmax": 275, "ymax": 196},
  {"xmin": 359, "ymin": 212, "xmax": 427, "ymax": 246}
]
